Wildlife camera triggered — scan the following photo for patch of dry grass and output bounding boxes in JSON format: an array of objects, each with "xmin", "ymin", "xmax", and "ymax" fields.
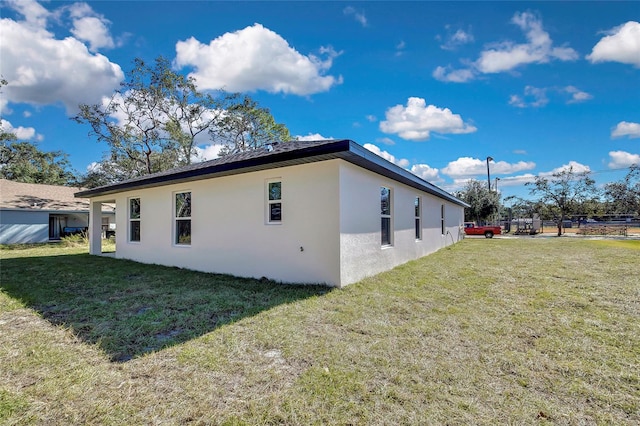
[{"xmin": 1, "ymin": 239, "xmax": 638, "ymax": 424}]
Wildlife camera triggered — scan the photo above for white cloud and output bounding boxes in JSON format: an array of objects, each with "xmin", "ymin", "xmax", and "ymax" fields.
[
  {"xmin": 66, "ymin": 2, "xmax": 116, "ymax": 51},
  {"xmin": 608, "ymin": 151, "xmax": 640, "ymax": 168},
  {"xmin": 70, "ymin": 16, "xmax": 115, "ymax": 51},
  {"xmin": 376, "ymin": 137, "xmax": 395, "ymax": 146},
  {"xmin": 476, "ymin": 12, "xmax": 578, "ymax": 73},
  {"xmin": 379, "ymin": 97, "xmax": 477, "ymax": 141},
  {"xmin": 0, "ymin": 2, "xmax": 124, "ymax": 113},
  {"xmin": 441, "ymin": 157, "xmax": 536, "ymax": 178},
  {"xmin": 611, "ymin": 121, "xmax": 640, "ymax": 139},
  {"xmin": 1, "ymin": 118, "xmax": 43, "ymax": 141},
  {"xmin": 363, "ymin": 143, "xmax": 410, "ymax": 168},
  {"xmin": 296, "ymin": 133, "xmax": 332, "ymax": 141},
  {"xmin": 410, "ymin": 164, "xmax": 442, "ymax": 183},
  {"xmin": 86, "ymin": 161, "xmax": 101, "ymax": 172},
  {"xmin": 541, "ymin": 161, "xmax": 591, "ymax": 176},
  {"xmin": 4, "ymin": 0, "xmax": 49, "ymax": 28},
  {"xmin": 174, "ymin": 24, "xmax": 342, "ymax": 95},
  {"xmin": 433, "ymin": 12, "xmax": 577, "ymax": 83},
  {"xmin": 193, "ymin": 144, "xmax": 224, "ymax": 162},
  {"xmin": 343, "ymin": 6, "xmax": 367, "ymax": 27},
  {"xmin": 509, "ymin": 86, "xmax": 549, "ymax": 108},
  {"xmin": 432, "ymin": 66, "xmax": 476, "ymax": 83},
  {"xmin": 440, "ymin": 27, "xmax": 474, "ymax": 50},
  {"xmin": 496, "ymin": 173, "xmax": 537, "ymax": 186},
  {"xmin": 587, "ymin": 21, "xmax": 640, "ymax": 67},
  {"xmin": 564, "ymin": 86, "xmax": 593, "ymax": 103}
]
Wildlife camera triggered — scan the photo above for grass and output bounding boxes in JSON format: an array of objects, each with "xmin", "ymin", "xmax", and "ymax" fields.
[{"xmin": 1, "ymin": 238, "xmax": 638, "ymax": 424}]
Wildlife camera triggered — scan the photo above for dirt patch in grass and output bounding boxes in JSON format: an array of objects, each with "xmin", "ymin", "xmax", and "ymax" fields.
[{"xmin": 1, "ymin": 239, "xmax": 638, "ymax": 424}]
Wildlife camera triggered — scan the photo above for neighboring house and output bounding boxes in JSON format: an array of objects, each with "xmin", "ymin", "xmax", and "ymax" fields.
[
  {"xmin": 0, "ymin": 179, "xmax": 115, "ymax": 244},
  {"xmin": 76, "ymin": 139, "xmax": 468, "ymax": 288}
]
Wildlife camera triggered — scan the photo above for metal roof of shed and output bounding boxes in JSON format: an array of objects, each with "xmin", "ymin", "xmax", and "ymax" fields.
[{"xmin": 75, "ymin": 139, "xmax": 468, "ymax": 207}]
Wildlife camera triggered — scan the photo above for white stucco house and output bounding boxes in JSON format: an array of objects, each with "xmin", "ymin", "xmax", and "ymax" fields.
[
  {"xmin": 75, "ymin": 139, "xmax": 467, "ymax": 287},
  {"xmin": 0, "ymin": 179, "xmax": 115, "ymax": 244}
]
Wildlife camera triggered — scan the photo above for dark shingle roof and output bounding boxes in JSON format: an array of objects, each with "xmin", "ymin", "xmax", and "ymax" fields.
[{"xmin": 75, "ymin": 139, "xmax": 467, "ymax": 207}]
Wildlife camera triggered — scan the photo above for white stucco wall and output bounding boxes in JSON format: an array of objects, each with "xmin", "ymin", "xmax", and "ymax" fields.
[
  {"xmin": 87, "ymin": 158, "xmax": 465, "ymax": 287},
  {"xmin": 91, "ymin": 161, "xmax": 342, "ymax": 286},
  {"xmin": 0, "ymin": 210, "xmax": 49, "ymax": 244},
  {"xmin": 338, "ymin": 162, "xmax": 464, "ymax": 286}
]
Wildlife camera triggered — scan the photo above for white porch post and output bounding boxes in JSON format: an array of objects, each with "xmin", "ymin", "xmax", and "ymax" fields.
[{"xmin": 89, "ymin": 201, "xmax": 102, "ymax": 255}]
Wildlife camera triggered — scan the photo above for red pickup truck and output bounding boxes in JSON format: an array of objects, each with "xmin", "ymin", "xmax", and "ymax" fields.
[{"xmin": 464, "ymin": 222, "xmax": 501, "ymax": 238}]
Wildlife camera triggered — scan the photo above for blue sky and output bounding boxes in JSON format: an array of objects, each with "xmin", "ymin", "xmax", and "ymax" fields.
[{"xmin": 1, "ymin": 1, "xmax": 639, "ymax": 200}]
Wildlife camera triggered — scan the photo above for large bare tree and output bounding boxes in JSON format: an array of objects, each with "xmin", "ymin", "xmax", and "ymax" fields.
[{"xmin": 74, "ymin": 57, "xmax": 289, "ymax": 186}]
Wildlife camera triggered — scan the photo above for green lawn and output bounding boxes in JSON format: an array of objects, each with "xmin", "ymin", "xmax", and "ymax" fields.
[{"xmin": 1, "ymin": 238, "xmax": 638, "ymax": 424}]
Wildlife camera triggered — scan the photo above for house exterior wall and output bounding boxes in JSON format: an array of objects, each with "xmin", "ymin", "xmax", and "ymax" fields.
[
  {"xmin": 0, "ymin": 210, "xmax": 104, "ymax": 244},
  {"xmin": 92, "ymin": 160, "xmax": 342, "ymax": 286},
  {"xmin": 0, "ymin": 210, "xmax": 49, "ymax": 244},
  {"xmin": 338, "ymin": 162, "xmax": 464, "ymax": 286},
  {"xmin": 86, "ymin": 158, "xmax": 465, "ymax": 288}
]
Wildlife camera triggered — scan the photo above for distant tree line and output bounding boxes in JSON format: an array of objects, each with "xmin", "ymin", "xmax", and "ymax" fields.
[
  {"xmin": 0, "ymin": 128, "xmax": 75, "ymax": 186},
  {"xmin": 1, "ymin": 78, "xmax": 76, "ymax": 185},
  {"xmin": 458, "ymin": 166, "xmax": 639, "ymax": 237}
]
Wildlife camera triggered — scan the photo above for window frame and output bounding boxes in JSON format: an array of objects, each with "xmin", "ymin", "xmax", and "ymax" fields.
[
  {"xmin": 128, "ymin": 197, "xmax": 141, "ymax": 243},
  {"xmin": 174, "ymin": 191, "xmax": 192, "ymax": 246},
  {"xmin": 381, "ymin": 186, "xmax": 393, "ymax": 247},
  {"xmin": 266, "ymin": 179, "xmax": 282, "ymax": 224},
  {"xmin": 415, "ymin": 196, "xmax": 422, "ymax": 241}
]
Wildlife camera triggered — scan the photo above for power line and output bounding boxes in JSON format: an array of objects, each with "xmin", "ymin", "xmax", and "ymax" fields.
[{"xmin": 587, "ymin": 165, "xmax": 638, "ymax": 176}]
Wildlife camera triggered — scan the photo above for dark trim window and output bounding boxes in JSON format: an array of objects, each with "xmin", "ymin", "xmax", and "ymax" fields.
[
  {"xmin": 175, "ymin": 192, "xmax": 191, "ymax": 245},
  {"xmin": 381, "ymin": 186, "xmax": 392, "ymax": 246},
  {"xmin": 129, "ymin": 198, "xmax": 141, "ymax": 242},
  {"xmin": 415, "ymin": 196, "xmax": 422, "ymax": 240},
  {"xmin": 267, "ymin": 181, "xmax": 282, "ymax": 223},
  {"xmin": 441, "ymin": 204, "xmax": 445, "ymax": 235}
]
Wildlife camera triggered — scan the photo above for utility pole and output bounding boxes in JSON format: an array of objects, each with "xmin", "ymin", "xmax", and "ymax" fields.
[
  {"xmin": 495, "ymin": 177, "xmax": 501, "ymax": 225},
  {"xmin": 486, "ymin": 156, "xmax": 493, "ymax": 190}
]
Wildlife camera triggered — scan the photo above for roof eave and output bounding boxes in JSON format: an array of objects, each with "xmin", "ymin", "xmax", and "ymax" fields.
[
  {"xmin": 75, "ymin": 140, "xmax": 352, "ymax": 198},
  {"xmin": 75, "ymin": 139, "xmax": 468, "ymax": 207}
]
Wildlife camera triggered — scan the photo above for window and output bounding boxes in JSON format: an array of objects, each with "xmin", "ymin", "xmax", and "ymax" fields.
[
  {"xmin": 381, "ymin": 186, "xmax": 392, "ymax": 246},
  {"xmin": 441, "ymin": 204, "xmax": 445, "ymax": 235},
  {"xmin": 175, "ymin": 192, "xmax": 191, "ymax": 245},
  {"xmin": 267, "ymin": 181, "xmax": 282, "ymax": 223},
  {"xmin": 415, "ymin": 196, "xmax": 422, "ymax": 240},
  {"xmin": 129, "ymin": 198, "xmax": 141, "ymax": 242}
]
